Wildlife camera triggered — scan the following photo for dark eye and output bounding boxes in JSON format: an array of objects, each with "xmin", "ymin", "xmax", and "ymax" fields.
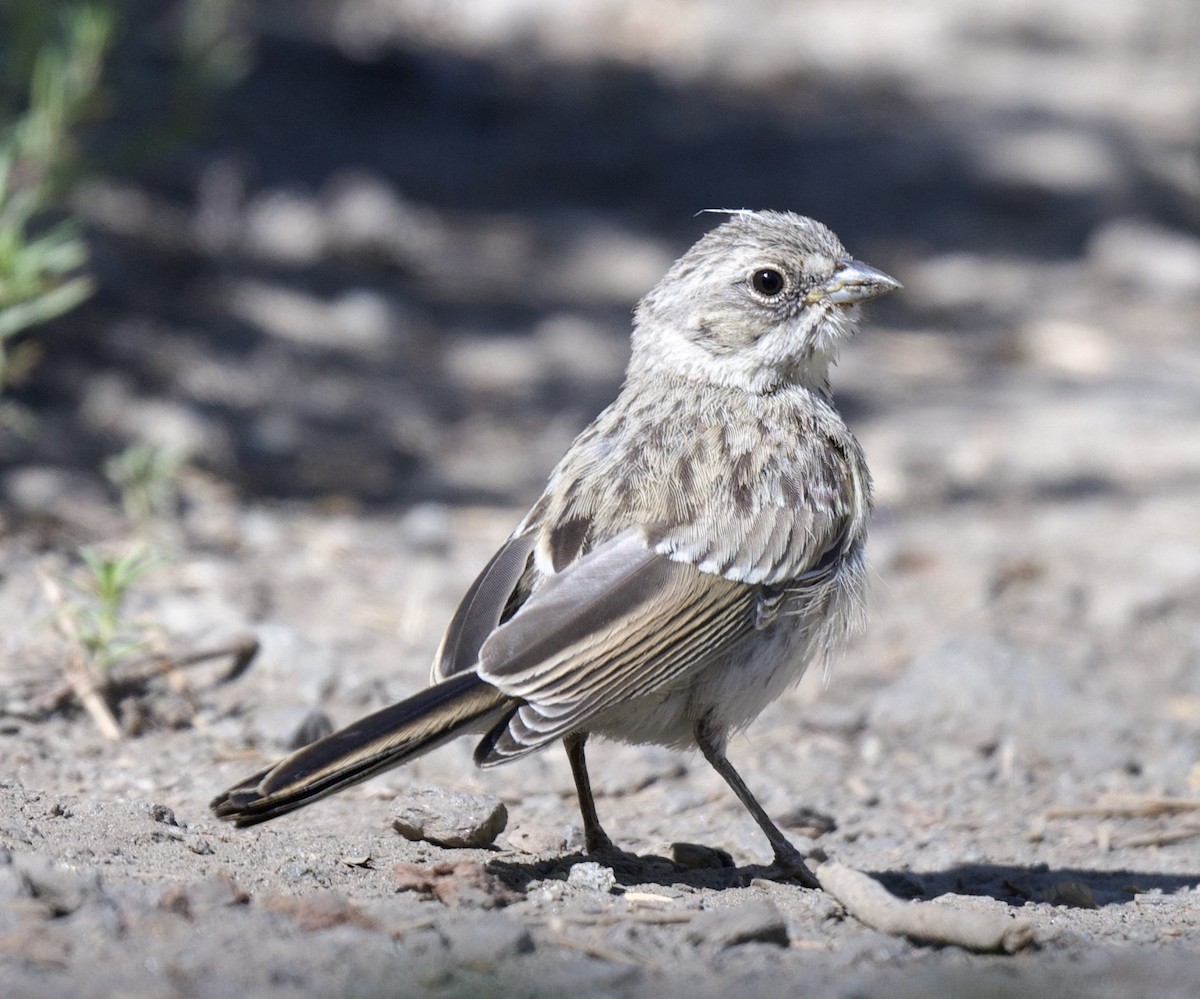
[{"xmin": 751, "ymin": 268, "xmax": 785, "ymax": 297}]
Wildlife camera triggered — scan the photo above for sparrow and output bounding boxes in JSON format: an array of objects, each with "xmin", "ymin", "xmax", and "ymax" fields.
[{"xmin": 211, "ymin": 210, "xmax": 900, "ymax": 888}]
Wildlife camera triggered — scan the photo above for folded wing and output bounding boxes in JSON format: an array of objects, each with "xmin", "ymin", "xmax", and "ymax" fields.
[{"xmin": 474, "ymin": 529, "xmax": 758, "ymax": 763}]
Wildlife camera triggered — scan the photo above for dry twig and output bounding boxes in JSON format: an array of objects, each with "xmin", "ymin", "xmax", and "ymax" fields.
[
  {"xmin": 34, "ymin": 560, "xmax": 259, "ymax": 737},
  {"xmin": 108, "ymin": 636, "xmax": 261, "ymax": 687},
  {"xmin": 1046, "ymin": 795, "xmax": 1200, "ymax": 820},
  {"xmin": 40, "ymin": 572, "xmax": 122, "ymax": 740},
  {"xmin": 1118, "ymin": 825, "xmax": 1200, "ymax": 849},
  {"xmin": 815, "ymin": 859, "xmax": 1035, "ymax": 953}
]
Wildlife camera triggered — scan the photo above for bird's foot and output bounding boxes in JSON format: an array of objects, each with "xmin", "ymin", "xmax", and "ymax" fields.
[
  {"xmin": 584, "ymin": 829, "xmax": 615, "ymax": 855},
  {"xmin": 769, "ymin": 846, "xmax": 822, "ymax": 890}
]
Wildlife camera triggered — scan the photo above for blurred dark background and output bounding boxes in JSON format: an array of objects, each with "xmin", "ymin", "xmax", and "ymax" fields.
[{"xmin": 2, "ymin": 0, "xmax": 1197, "ymax": 516}]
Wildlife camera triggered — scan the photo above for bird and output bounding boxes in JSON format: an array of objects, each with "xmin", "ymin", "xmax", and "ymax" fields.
[{"xmin": 211, "ymin": 210, "xmax": 900, "ymax": 888}]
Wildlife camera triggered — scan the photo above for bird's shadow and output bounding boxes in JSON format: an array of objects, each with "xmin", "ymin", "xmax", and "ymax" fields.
[
  {"xmin": 488, "ymin": 846, "xmax": 808, "ymax": 893},
  {"xmin": 488, "ymin": 850, "xmax": 1200, "ymax": 908},
  {"xmin": 877, "ymin": 862, "xmax": 1200, "ymax": 909}
]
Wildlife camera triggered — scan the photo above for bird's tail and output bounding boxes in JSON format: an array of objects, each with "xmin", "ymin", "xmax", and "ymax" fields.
[{"xmin": 210, "ymin": 672, "xmax": 512, "ymax": 826}]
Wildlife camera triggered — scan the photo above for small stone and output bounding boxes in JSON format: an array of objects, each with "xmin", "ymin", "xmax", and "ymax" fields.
[
  {"xmin": 624, "ymin": 889, "xmax": 683, "ymax": 907},
  {"xmin": 137, "ymin": 801, "xmax": 180, "ymax": 827},
  {"xmin": 399, "ymin": 503, "xmax": 452, "ymax": 553},
  {"xmin": 801, "ymin": 703, "xmax": 867, "ymax": 736},
  {"xmin": 185, "ymin": 836, "xmax": 215, "ymax": 856},
  {"xmin": 975, "ymin": 128, "xmax": 1119, "ymax": 194},
  {"xmin": 1017, "ymin": 319, "xmax": 1115, "ymax": 378},
  {"xmin": 566, "ymin": 861, "xmax": 617, "ymax": 893},
  {"xmin": 686, "ymin": 900, "xmax": 790, "ymax": 948},
  {"xmin": 776, "ymin": 805, "xmax": 837, "ymax": 838},
  {"xmin": 329, "ymin": 289, "xmax": 394, "ymax": 348},
  {"xmin": 392, "ymin": 785, "xmax": 508, "ymax": 849}
]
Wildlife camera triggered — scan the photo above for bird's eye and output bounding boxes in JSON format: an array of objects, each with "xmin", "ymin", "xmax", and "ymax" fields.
[{"xmin": 751, "ymin": 268, "xmax": 785, "ymax": 297}]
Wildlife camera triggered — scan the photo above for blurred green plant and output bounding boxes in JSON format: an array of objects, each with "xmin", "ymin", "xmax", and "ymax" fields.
[
  {"xmin": 104, "ymin": 441, "xmax": 186, "ymax": 523},
  {"xmin": 0, "ymin": 0, "xmax": 250, "ymax": 427},
  {"xmin": 40, "ymin": 533, "xmax": 256, "ymax": 739},
  {"xmin": 177, "ymin": 0, "xmax": 250, "ymax": 94},
  {"xmin": 63, "ymin": 543, "xmax": 164, "ymax": 675},
  {"xmin": 102, "ymin": 0, "xmax": 251, "ymax": 165},
  {"xmin": 0, "ymin": 1, "xmax": 116, "ymax": 416}
]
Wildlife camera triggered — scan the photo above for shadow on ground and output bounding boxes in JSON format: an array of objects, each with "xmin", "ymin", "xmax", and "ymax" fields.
[
  {"xmin": 491, "ymin": 850, "xmax": 1200, "ymax": 910},
  {"xmin": 890, "ymin": 862, "xmax": 1200, "ymax": 908}
]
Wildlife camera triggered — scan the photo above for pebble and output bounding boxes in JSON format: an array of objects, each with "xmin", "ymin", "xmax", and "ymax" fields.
[
  {"xmin": 566, "ymin": 861, "xmax": 618, "ymax": 893},
  {"xmin": 392, "ymin": 785, "xmax": 508, "ymax": 848}
]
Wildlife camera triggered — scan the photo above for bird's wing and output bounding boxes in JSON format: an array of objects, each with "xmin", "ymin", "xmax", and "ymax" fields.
[
  {"xmin": 432, "ymin": 529, "xmax": 538, "ymax": 681},
  {"xmin": 473, "ymin": 528, "xmax": 758, "ymax": 763}
]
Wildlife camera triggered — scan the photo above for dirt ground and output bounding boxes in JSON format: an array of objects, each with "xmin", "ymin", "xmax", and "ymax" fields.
[{"xmin": 3, "ymin": 1, "xmax": 1200, "ymax": 996}]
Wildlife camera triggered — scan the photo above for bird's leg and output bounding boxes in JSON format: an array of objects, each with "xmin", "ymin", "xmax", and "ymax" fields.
[
  {"xmin": 695, "ymin": 723, "xmax": 820, "ymax": 889},
  {"xmin": 564, "ymin": 732, "xmax": 613, "ymax": 854}
]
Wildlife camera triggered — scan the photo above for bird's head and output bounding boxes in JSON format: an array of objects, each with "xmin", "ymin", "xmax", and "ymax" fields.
[{"xmin": 632, "ymin": 210, "xmax": 900, "ymax": 393}]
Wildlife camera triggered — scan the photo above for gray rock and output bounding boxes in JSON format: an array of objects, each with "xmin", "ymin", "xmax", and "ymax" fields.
[
  {"xmin": 392, "ymin": 785, "xmax": 508, "ymax": 848},
  {"xmin": 566, "ymin": 861, "xmax": 618, "ymax": 892}
]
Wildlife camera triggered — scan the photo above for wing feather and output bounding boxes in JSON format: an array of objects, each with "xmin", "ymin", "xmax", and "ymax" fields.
[
  {"xmin": 432, "ymin": 530, "xmax": 538, "ymax": 681},
  {"xmin": 474, "ymin": 530, "xmax": 756, "ymax": 761}
]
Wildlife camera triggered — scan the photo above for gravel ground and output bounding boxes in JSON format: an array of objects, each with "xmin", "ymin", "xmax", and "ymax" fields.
[{"xmin": 2, "ymin": 1, "xmax": 1199, "ymax": 996}]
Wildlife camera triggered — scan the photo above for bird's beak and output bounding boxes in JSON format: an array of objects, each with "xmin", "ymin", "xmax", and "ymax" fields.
[{"xmin": 809, "ymin": 259, "xmax": 902, "ymax": 305}]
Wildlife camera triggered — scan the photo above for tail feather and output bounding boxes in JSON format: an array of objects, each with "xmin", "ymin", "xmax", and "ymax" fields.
[{"xmin": 211, "ymin": 672, "xmax": 511, "ymax": 826}]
